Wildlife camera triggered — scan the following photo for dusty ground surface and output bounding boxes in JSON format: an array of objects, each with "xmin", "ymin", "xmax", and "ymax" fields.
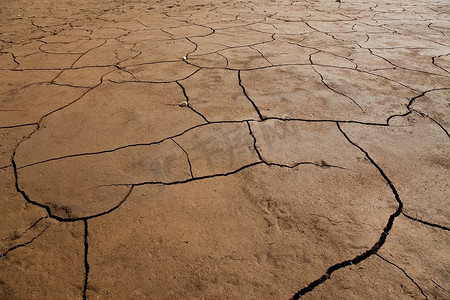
[{"xmin": 0, "ymin": 0, "xmax": 449, "ymax": 299}]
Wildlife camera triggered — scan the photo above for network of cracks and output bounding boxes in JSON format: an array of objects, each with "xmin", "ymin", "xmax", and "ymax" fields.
[{"xmin": 0, "ymin": 0, "xmax": 449, "ymax": 299}]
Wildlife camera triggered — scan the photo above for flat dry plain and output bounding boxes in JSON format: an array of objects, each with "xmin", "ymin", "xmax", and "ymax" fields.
[{"xmin": 0, "ymin": 0, "xmax": 449, "ymax": 299}]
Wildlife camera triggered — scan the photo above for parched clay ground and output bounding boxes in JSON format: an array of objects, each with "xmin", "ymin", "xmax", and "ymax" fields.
[{"xmin": 0, "ymin": 0, "xmax": 449, "ymax": 299}]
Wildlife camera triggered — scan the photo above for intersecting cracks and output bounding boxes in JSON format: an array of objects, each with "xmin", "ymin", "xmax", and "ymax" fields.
[
  {"xmin": 0, "ymin": 225, "xmax": 49, "ymax": 259},
  {"xmin": 0, "ymin": 51, "xmax": 20, "ymax": 68},
  {"xmin": 290, "ymin": 122, "xmax": 404, "ymax": 299},
  {"xmin": 119, "ymin": 26, "xmax": 213, "ymax": 46},
  {"xmin": 4, "ymin": 73, "xmax": 125, "ymax": 250},
  {"xmin": 285, "ymin": 43, "xmax": 413, "ymax": 88},
  {"xmin": 362, "ymin": 45, "xmax": 450, "ymax": 77},
  {"xmin": 11, "ymin": 156, "xmax": 133, "ymax": 297},
  {"xmin": 249, "ymin": 45, "xmax": 273, "ymax": 66},
  {"xmin": 184, "ymin": 51, "xmax": 419, "ymax": 94},
  {"xmin": 125, "ymin": 42, "xmax": 142, "ymax": 61},
  {"xmin": 175, "ymin": 81, "xmax": 209, "ymax": 123},
  {"xmin": 301, "ymin": 22, "xmax": 446, "ymax": 75},
  {"xmin": 238, "ymin": 70, "xmax": 263, "ymax": 120},
  {"xmin": 65, "ymin": 121, "xmax": 353, "ymax": 189},
  {"xmin": 0, "ymin": 123, "xmax": 39, "ymax": 130},
  {"xmin": 242, "ymin": 25, "xmax": 281, "ymax": 36},
  {"xmin": 10, "ymin": 39, "xmax": 111, "ymax": 82},
  {"xmin": 311, "ymin": 65, "xmax": 365, "ymax": 112},
  {"xmin": 208, "ymin": 20, "xmax": 263, "ymax": 31},
  {"xmin": 109, "ymin": 162, "xmax": 264, "ymax": 187},
  {"xmin": 183, "ymin": 34, "xmax": 276, "ymax": 63},
  {"xmin": 431, "ymin": 54, "xmax": 450, "ymax": 75},
  {"xmin": 386, "ymin": 88, "xmax": 450, "ymax": 126},
  {"xmin": 0, "ymin": 80, "xmax": 51, "ymax": 98},
  {"xmin": 109, "ymin": 67, "xmax": 201, "ymax": 84},
  {"xmin": 68, "ymin": 39, "xmax": 108, "ymax": 69},
  {"xmin": 257, "ymin": 21, "xmax": 284, "ymax": 34},
  {"xmin": 309, "ymin": 49, "xmax": 358, "ymax": 70},
  {"xmin": 30, "ymin": 19, "xmax": 59, "ymax": 34},
  {"xmin": 0, "ymin": 216, "xmax": 48, "ymax": 243},
  {"xmin": 357, "ymin": 21, "xmax": 394, "ymax": 34},
  {"xmin": 4, "ymin": 4, "xmax": 449, "ymax": 298},
  {"xmin": 18, "ymin": 110, "xmax": 416, "ymax": 173},
  {"xmin": 16, "ymin": 121, "xmax": 215, "ymax": 170},
  {"xmin": 416, "ymin": 111, "xmax": 450, "ymax": 138},
  {"xmin": 355, "ymin": 68, "xmax": 420, "ymax": 92},
  {"xmin": 376, "ymin": 254, "xmax": 428, "ymax": 299},
  {"xmin": 34, "ymin": 79, "xmax": 105, "ymax": 129},
  {"xmin": 12, "ymin": 154, "xmax": 135, "ymax": 223},
  {"xmin": 246, "ymin": 121, "xmax": 348, "ymax": 171},
  {"xmin": 303, "ymin": 21, "xmax": 351, "ymax": 44},
  {"xmin": 37, "ymin": 38, "xmax": 92, "ymax": 55},
  {"xmin": 402, "ymin": 212, "xmax": 450, "ymax": 231},
  {"xmin": 113, "ymin": 64, "xmax": 138, "ymax": 81}
]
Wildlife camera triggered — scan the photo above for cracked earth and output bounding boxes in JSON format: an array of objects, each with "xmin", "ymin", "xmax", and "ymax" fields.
[{"xmin": 0, "ymin": 0, "xmax": 449, "ymax": 299}]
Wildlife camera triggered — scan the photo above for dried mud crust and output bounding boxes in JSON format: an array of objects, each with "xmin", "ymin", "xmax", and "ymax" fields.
[{"xmin": 0, "ymin": 0, "xmax": 449, "ymax": 299}]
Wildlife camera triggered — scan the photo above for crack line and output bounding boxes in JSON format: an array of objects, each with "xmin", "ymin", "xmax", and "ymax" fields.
[
  {"xmin": 238, "ymin": 70, "xmax": 263, "ymax": 120},
  {"xmin": 376, "ymin": 254, "xmax": 428, "ymax": 299},
  {"xmin": 1, "ymin": 225, "xmax": 49, "ymax": 259},
  {"xmin": 171, "ymin": 138, "xmax": 194, "ymax": 178},
  {"xmin": 13, "ymin": 155, "xmax": 135, "ymax": 222},
  {"xmin": 311, "ymin": 65, "xmax": 365, "ymax": 112},
  {"xmin": 17, "ymin": 116, "xmax": 403, "ymax": 171},
  {"xmin": 1, "ymin": 216, "xmax": 48, "ymax": 242},
  {"xmin": 246, "ymin": 121, "xmax": 348, "ymax": 170},
  {"xmin": 82, "ymin": 219, "xmax": 89, "ymax": 300},
  {"xmin": 175, "ymin": 81, "xmax": 209, "ymax": 123},
  {"xmin": 290, "ymin": 122, "xmax": 404, "ymax": 299},
  {"xmin": 386, "ymin": 88, "xmax": 450, "ymax": 125},
  {"xmin": 402, "ymin": 212, "xmax": 450, "ymax": 231}
]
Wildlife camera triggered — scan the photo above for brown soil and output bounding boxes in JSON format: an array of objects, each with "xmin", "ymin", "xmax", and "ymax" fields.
[{"xmin": 0, "ymin": 0, "xmax": 449, "ymax": 299}]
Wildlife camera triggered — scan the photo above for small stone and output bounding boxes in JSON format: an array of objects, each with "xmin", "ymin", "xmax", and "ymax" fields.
[
  {"xmin": 182, "ymin": 56, "xmax": 187, "ymax": 60},
  {"xmin": 179, "ymin": 101, "xmax": 188, "ymax": 107}
]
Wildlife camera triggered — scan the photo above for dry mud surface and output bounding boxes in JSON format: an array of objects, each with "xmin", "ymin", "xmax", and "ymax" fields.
[{"xmin": 0, "ymin": 0, "xmax": 449, "ymax": 299}]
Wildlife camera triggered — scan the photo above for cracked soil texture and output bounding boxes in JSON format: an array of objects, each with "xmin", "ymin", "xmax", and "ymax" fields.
[{"xmin": 0, "ymin": 0, "xmax": 449, "ymax": 299}]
